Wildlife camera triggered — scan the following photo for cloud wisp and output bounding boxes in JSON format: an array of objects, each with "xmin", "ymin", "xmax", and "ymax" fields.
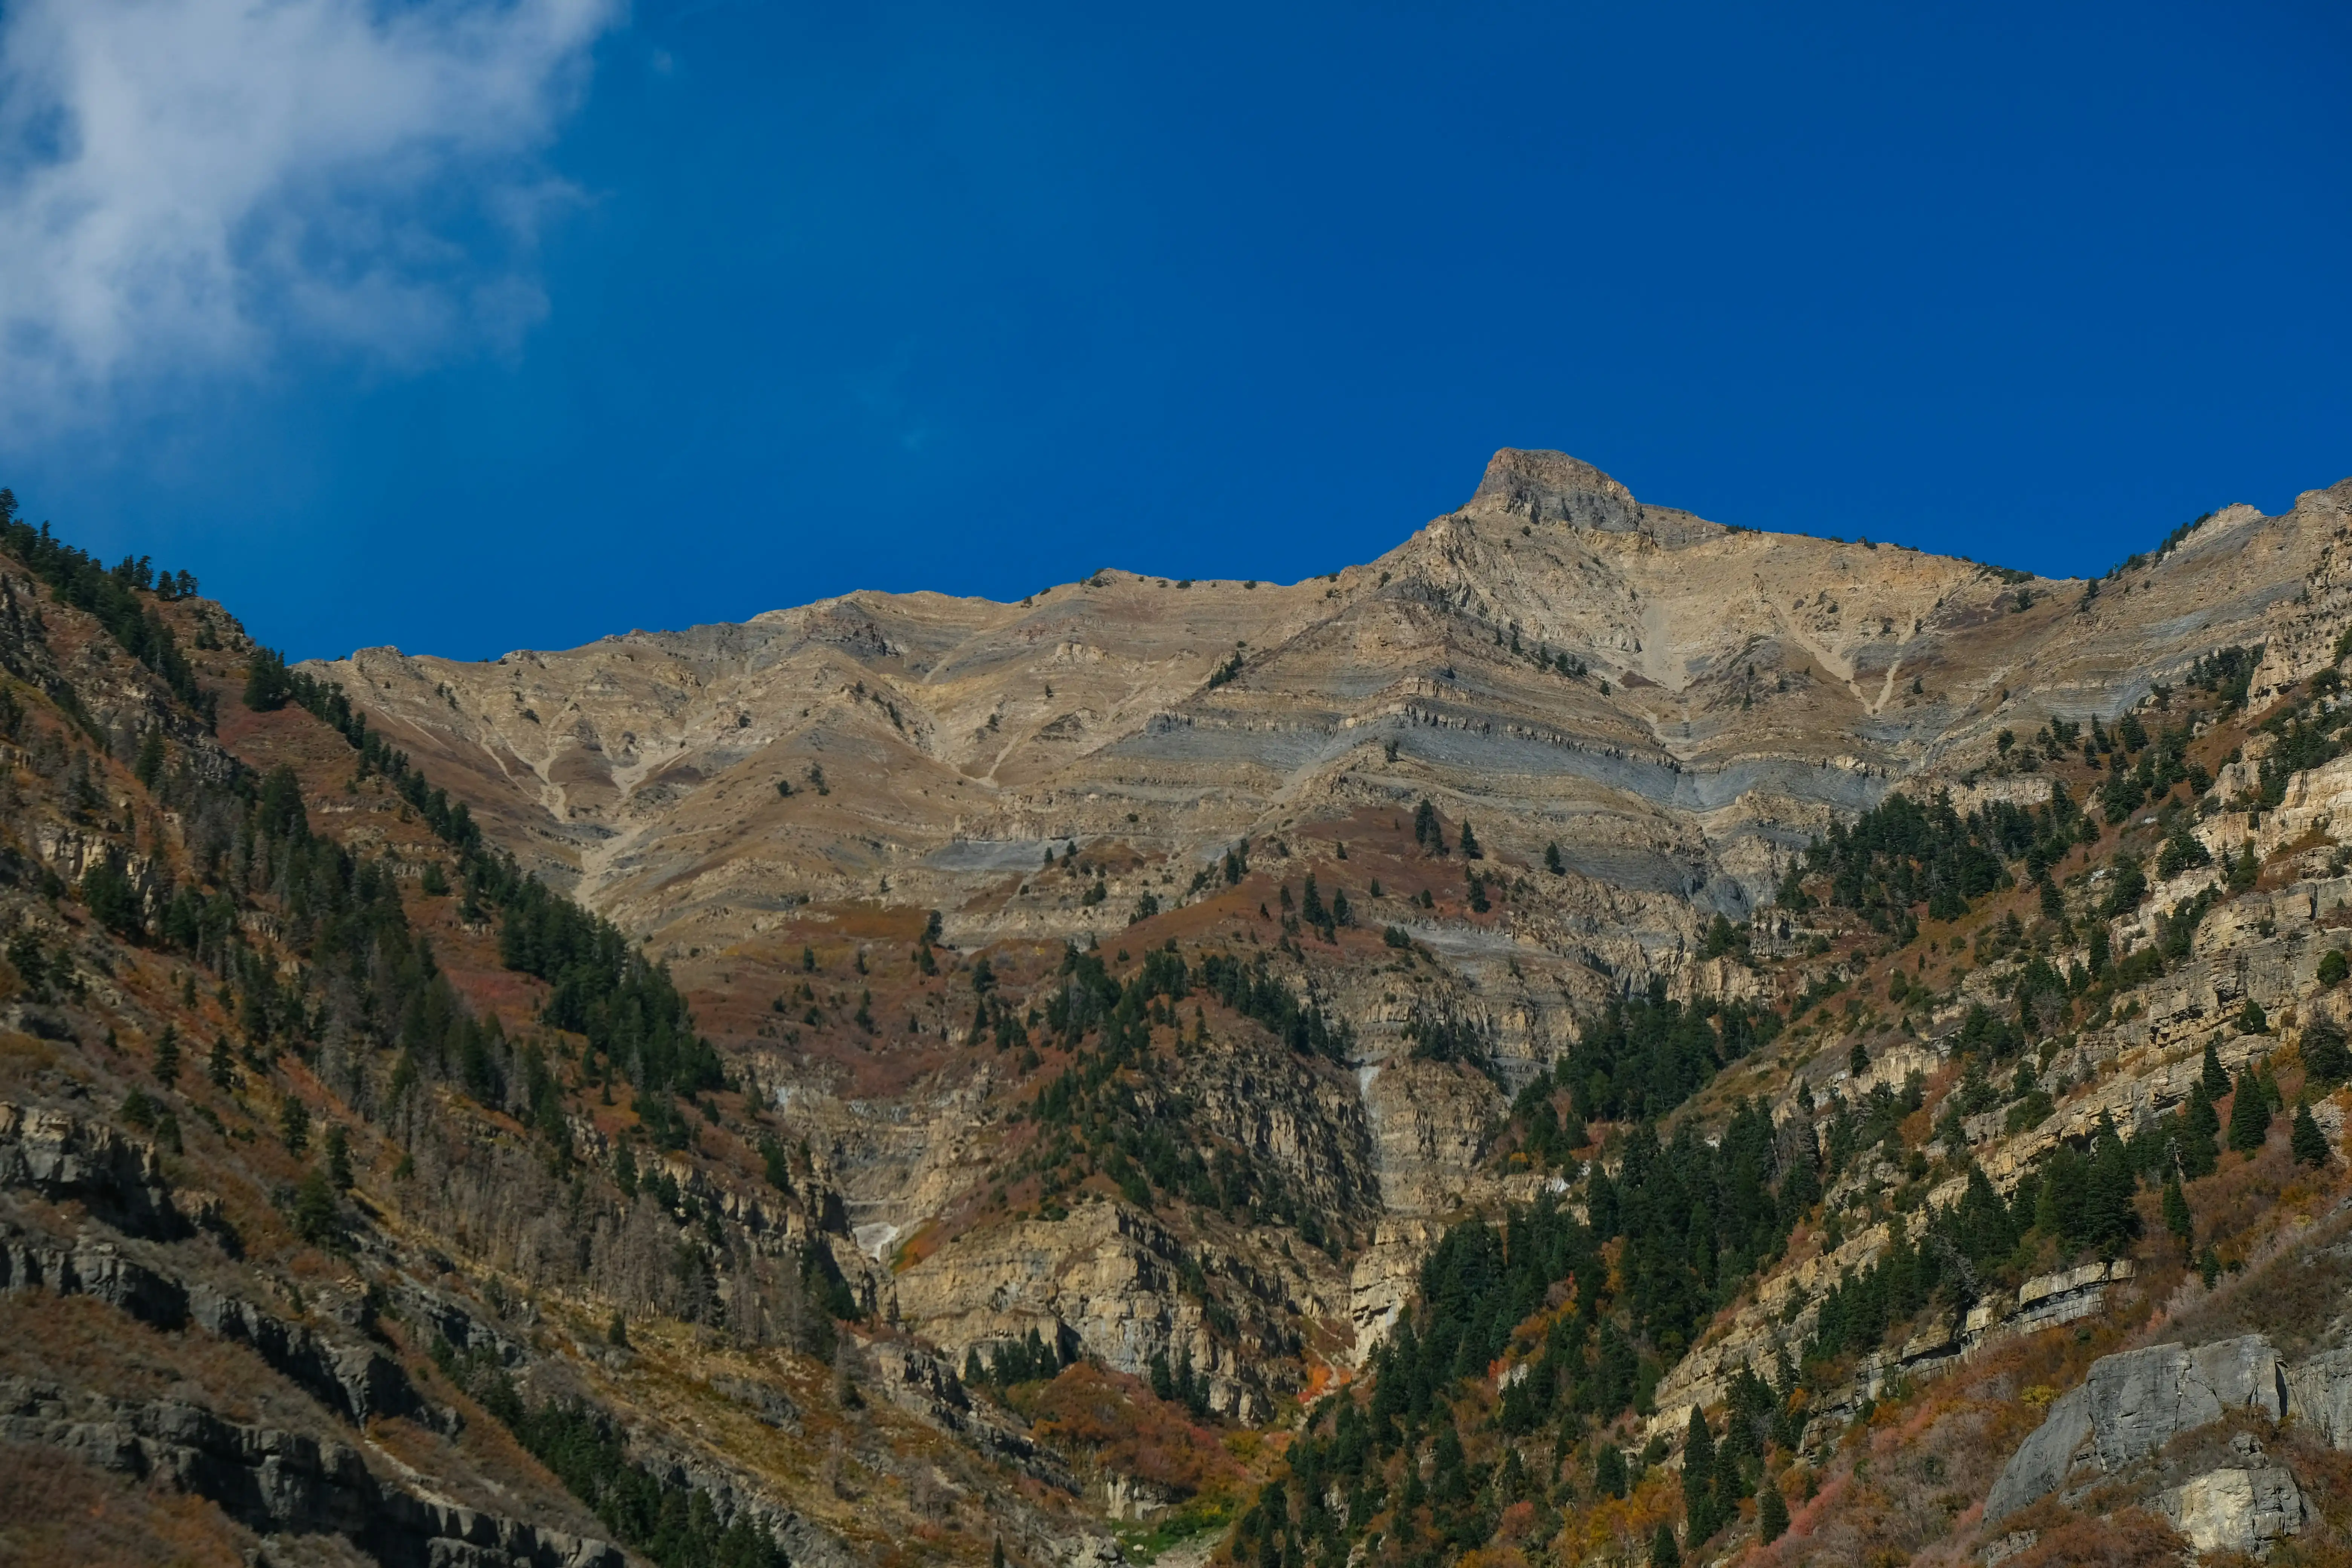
[{"xmin": 0, "ymin": 0, "xmax": 623, "ymax": 429}]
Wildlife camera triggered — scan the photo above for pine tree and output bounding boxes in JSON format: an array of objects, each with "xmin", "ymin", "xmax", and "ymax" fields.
[
  {"xmin": 1682, "ymin": 1405, "xmax": 1716, "ymax": 1542},
  {"xmin": 1545, "ymin": 842, "xmax": 1564, "ymax": 874},
  {"xmin": 133, "ymin": 726, "xmax": 166, "ymax": 789},
  {"xmin": 2182, "ymin": 1081, "xmax": 2221, "ymax": 1177},
  {"xmin": 1459, "ymin": 819, "xmax": 1482, "ymax": 859},
  {"xmin": 2307, "ymin": 1020, "xmax": 2352, "ymax": 1084},
  {"xmin": 292, "ymin": 1167, "xmax": 340, "ymax": 1247},
  {"xmin": 279, "ymin": 1094, "xmax": 310, "ymax": 1155},
  {"xmin": 2202, "ymin": 1041, "xmax": 2231, "ymax": 1100},
  {"xmin": 2087, "ymin": 1119, "xmax": 2138, "ymax": 1249},
  {"xmin": 1650, "ymin": 1522, "xmax": 1681, "ymax": 1568},
  {"xmin": 325, "ymin": 1124, "xmax": 352, "ymax": 1190},
  {"xmin": 1413, "ymin": 798, "xmax": 1446, "ymax": 855},
  {"xmin": 2240, "ymin": 998, "xmax": 2269, "ymax": 1035},
  {"xmin": 208, "ymin": 1034, "xmax": 234, "ymax": 1089},
  {"xmin": 2163, "ymin": 1173, "xmax": 2193, "ymax": 1253},
  {"xmin": 1596, "ymin": 1445, "xmax": 1629, "ymax": 1499},
  {"xmin": 1759, "ymin": 1477, "xmax": 1790, "ymax": 1542},
  {"xmin": 2228, "ymin": 1066, "xmax": 2273, "ymax": 1155},
  {"xmin": 153, "ymin": 1024, "xmax": 179, "ymax": 1086},
  {"xmin": 2293, "ymin": 1104, "xmax": 2331, "ymax": 1168},
  {"xmin": 2035, "ymin": 1144, "xmax": 2089, "ymax": 1247}
]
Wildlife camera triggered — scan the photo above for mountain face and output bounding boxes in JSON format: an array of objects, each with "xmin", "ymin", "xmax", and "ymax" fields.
[{"xmin": 11, "ymin": 454, "xmax": 2352, "ymax": 1568}]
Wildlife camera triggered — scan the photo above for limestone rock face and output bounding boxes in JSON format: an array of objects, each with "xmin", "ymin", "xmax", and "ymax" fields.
[
  {"xmin": 2284, "ymin": 1346, "xmax": 2352, "ymax": 1450},
  {"xmin": 2157, "ymin": 1449, "xmax": 2306, "ymax": 1559},
  {"xmin": 1985, "ymin": 1335, "xmax": 2286, "ymax": 1522}
]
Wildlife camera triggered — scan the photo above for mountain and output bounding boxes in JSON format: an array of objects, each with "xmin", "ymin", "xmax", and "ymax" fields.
[{"xmin": 7, "ymin": 453, "xmax": 2352, "ymax": 1568}]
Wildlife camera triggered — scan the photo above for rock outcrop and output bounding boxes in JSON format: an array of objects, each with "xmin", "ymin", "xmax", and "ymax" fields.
[
  {"xmin": 0, "ymin": 1378, "xmax": 624, "ymax": 1568},
  {"xmin": 2156, "ymin": 1434, "xmax": 2307, "ymax": 1559},
  {"xmin": 1986, "ymin": 1335, "xmax": 2287, "ymax": 1523}
]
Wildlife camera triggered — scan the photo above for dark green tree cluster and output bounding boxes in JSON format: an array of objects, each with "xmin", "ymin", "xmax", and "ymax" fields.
[
  {"xmin": 2187, "ymin": 645, "xmax": 2260, "ymax": 710},
  {"xmin": 0, "ymin": 495, "xmax": 210, "ymax": 721},
  {"xmin": 2097, "ymin": 714, "xmax": 2199, "ymax": 825},
  {"xmin": 1567, "ymin": 982, "xmax": 1781, "ymax": 1124},
  {"xmin": 1244, "ymin": 1115, "xmax": 1817, "ymax": 1566},
  {"xmin": 1784, "ymin": 785, "xmax": 2086, "ymax": 931},
  {"xmin": 437, "ymin": 1344, "xmax": 785, "ymax": 1568},
  {"xmin": 1146, "ymin": 1346, "xmax": 1213, "ymax": 1415},
  {"xmin": 1504, "ymin": 1065, "xmax": 1589, "ymax": 1167},
  {"xmin": 1027, "ymin": 943, "xmax": 1358, "ymax": 1243},
  {"xmin": 1194, "ymin": 950, "xmax": 1355, "ymax": 1061},
  {"xmin": 500, "ymin": 878, "xmax": 719, "ymax": 1099},
  {"xmin": 961, "ymin": 1326, "xmax": 1071, "ymax": 1392}
]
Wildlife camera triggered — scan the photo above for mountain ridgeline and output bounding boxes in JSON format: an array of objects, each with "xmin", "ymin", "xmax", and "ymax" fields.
[{"xmin": 6, "ymin": 453, "xmax": 2352, "ymax": 1568}]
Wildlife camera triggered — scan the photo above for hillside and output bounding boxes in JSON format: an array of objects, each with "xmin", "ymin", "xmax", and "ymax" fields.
[{"xmin": 9, "ymin": 453, "xmax": 2352, "ymax": 1568}]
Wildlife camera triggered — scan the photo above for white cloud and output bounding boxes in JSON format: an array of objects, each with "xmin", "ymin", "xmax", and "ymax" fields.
[{"xmin": 0, "ymin": 0, "xmax": 623, "ymax": 426}]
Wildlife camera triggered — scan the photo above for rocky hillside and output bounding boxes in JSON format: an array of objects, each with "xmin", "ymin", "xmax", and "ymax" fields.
[{"xmin": 11, "ymin": 451, "xmax": 2352, "ymax": 1568}]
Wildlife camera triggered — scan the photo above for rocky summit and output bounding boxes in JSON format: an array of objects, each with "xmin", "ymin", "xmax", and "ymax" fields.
[{"xmin": 9, "ymin": 453, "xmax": 2352, "ymax": 1566}]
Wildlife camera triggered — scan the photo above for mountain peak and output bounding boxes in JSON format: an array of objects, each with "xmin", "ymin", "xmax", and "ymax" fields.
[{"xmin": 1470, "ymin": 447, "xmax": 1642, "ymax": 531}]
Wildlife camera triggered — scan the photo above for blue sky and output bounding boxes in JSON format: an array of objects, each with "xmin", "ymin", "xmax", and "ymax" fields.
[{"xmin": 0, "ymin": 0, "xmax": 2346, "ymax": 662}]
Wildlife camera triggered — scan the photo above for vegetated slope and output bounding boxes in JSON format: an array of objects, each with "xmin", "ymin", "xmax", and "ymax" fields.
[
  {"xmin": 301, "ymin": 457, "xmax": 2352, "ymax": 1546},
  {"xmin": 1207, "ymin": 572, "xmax": 2352, "ymax": 1563},
  {"xmin": 0, "ymin": 496, "xmax": 1165, "ymax": 1568}
]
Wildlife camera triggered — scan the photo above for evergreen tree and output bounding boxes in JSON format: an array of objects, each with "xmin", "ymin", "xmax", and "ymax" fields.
[
  {"xmin": 1682, "ymin": 1406, "xmax": 1716, "ymax": 1542},
  {"xmin": 2181, "ymin": 1081, "xmax": 2221, "ymax": 1177},
  {"xmin": 1650, "ymin": 1522, "xmax": 1681, "ymax": 1568},
  {"xmin": 2087, "ymin": 1117, "xmax": 2138, "ymax": 1250},
  {"xmin": 325, "ymin": 1124, "xmax": 352, "ymax": 1190},
  {"xmin": 2228, "ymin": 1066, "xmax": 2273, "ymax": 1155},
  {"xmin": 1595, "ymin": 1445, "xmax": 1628, "ymax": 1499},
  {"xmin": 1413, "ymin": 798, "xmax": 1446, "ymax": 855},
  {"xmin": 242, "ymin": 647, "xmax": 292, "ymax": 711},
  {"xmin": 153, "ymin": 1024, "xmax": 179, "ymax": 1086},
  {"xmin": 2293, "ymin": 1104, "xmax": 2331, "ymax": 1168},
  {"xmin": 292, "ymin": 1167, "xmax": 340, "ymax": 1248},
  {"xmin": 2240, "ymin": 998, "xmax": 2270, "ymax": 1035},
  {"xmin": 2305, "ymin": 1020, "xmax": 2352, "ymax": 1085},
  {"xmin": 2035, "ymin": 1144, "xmax": 2089, "ymax": 1247},
  {"xmin": 133, "ymin": 726, "xmax": 166, "ymax": 788},
  {"xmin": 1459, "ymin": 819, "xmax": 1482, "ymax": 859},
  {"xmin": 1545, "ymin": 842, "xmax": 1564, "ymax": 874},
  {"xmin": 208, "ymin": 1034, "xmax": 234, "ymax": 1090},
  {"xmin": 279, "ymin": 1094, "xmax": 310, "ymax": 1154},
  {"xmin": 2202, "ymin": 1041, "xmax": 2232, "ymax": 1100},
  {"xmin": 2162, "ymin": 1173, "xmax": 2193, "ymax": 1254},
  {"xmin": 1759, "ymin": 1477, "xmax": 1790, "ymax": 1542}
]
